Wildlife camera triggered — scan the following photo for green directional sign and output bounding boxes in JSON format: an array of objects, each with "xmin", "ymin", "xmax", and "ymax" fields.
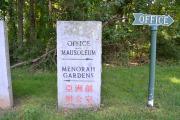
[
  {"xmin": 132, "ymin": 13, "xmax": 174, "ymax": 107},
  {"xmin": 133, "ymin": 13, "xmax": 174, "ymax": 26}
]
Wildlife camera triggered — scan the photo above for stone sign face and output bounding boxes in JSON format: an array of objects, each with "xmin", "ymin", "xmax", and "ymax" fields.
[
  {"xmin": 57, "ymin": 21, "xmax": 102, "ymax": 109},
  {"xmin": 0, "ymin": 21, "xmax": 13, "ymax": 109}
]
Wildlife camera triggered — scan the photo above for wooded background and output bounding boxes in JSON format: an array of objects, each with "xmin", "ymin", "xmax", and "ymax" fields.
[{"xmin": 0, "ymin": 0, "xmax": 179, "ymax": 69}]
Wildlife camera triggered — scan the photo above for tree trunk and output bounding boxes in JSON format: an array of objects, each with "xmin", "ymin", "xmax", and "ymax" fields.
[
  {"xmin": 8, "ymin": 0, "xmax": 17, "ymax": 62},
  {"xmin": 29, "ymin": 0, "xmax": 36, "ymax": 43},
  {"xmin": 48, "ymin": 0, "xmax": 52, "ymax": 17},
  {"xmin": 17, "ymin": 0, "xmax": 24, "ymax": 48}
]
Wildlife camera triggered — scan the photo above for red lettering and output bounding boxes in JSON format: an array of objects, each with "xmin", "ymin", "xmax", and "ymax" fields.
[
  {"xmin": 76, "ymin": 96, "xmax": 82, "ymax": 104},
  {"xmin": 65, "ymin": 96, "xmax": 73, "ymax": 104},
  {"xmin": 85, "ymin": 85, "xmax": 93, "ymax": 92},
  {"xmin": 85, "ymin": 96, "xmax": 93, "ymax": 105},
  {"xmin": 75, "ymin": 84, "xmax": 83, "ymax": 92},
  {"xmin": 66, "ymin": 84, "xmax": 73, "ymax": 92}
]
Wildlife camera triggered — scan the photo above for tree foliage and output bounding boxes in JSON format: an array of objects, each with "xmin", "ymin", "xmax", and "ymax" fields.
[{"xmin": 0, "ymin": 0, "xmax": 179, "ymax": 68}]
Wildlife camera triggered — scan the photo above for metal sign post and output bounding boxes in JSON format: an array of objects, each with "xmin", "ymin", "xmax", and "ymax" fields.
[
  {"xmin": 148, "ymin": 25, "xmax": 158, "ymax": 107},
  {"xmin": 133, "ymin": 13, "xmax": 174, "ymax": 107}
]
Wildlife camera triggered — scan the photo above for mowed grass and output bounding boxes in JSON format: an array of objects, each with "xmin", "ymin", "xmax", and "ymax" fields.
[{"xmin": 0, "ymin": 64, "xmax": 180, "ymax": 120}]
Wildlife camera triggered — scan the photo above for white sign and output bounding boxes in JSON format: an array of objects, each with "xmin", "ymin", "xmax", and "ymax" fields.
[
  {"xmin": 0, "ymin": 21, "xmax": 13, "ymax": 109},
  {"xmin": 57, "ymin": 21, "xmax": 102, "ymax": 109}
]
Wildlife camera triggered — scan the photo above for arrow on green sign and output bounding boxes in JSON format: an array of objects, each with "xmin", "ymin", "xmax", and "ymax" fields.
[{"xmin": 132, "ymin": 13, "xmax": 174, "ymax": 26}]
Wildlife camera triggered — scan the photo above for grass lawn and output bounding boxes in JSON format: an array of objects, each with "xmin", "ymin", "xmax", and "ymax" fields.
[{"xmin": 0, "ymin": 64, "xmax": 179, "ymax": 120}]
